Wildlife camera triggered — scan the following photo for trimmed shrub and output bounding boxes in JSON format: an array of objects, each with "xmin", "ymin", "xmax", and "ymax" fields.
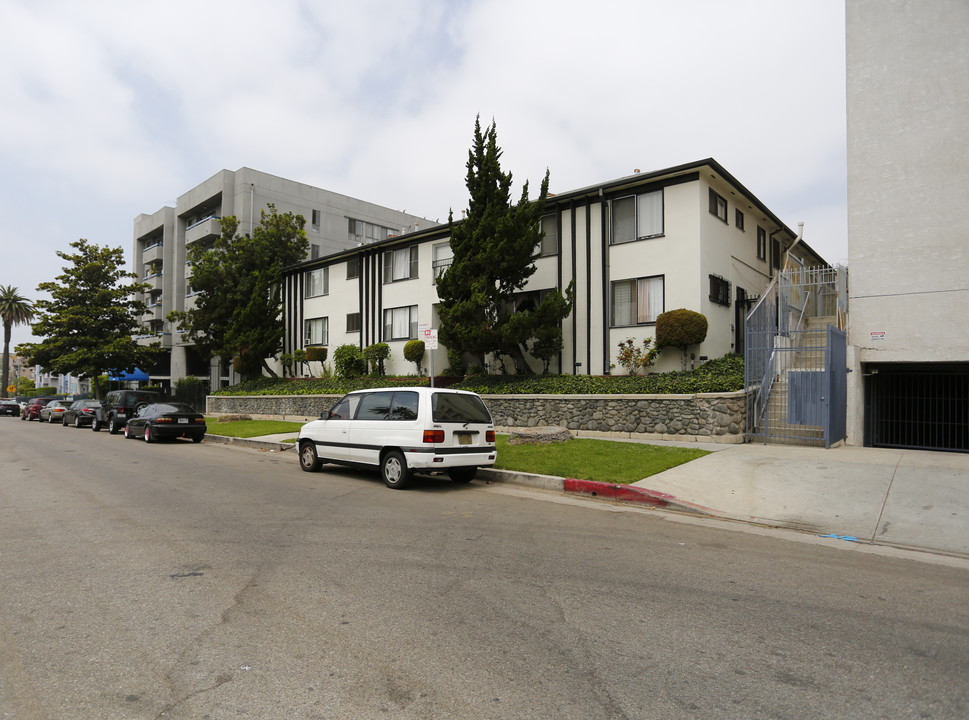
[
  {"xmin": 362, "ymin": 343, "xmax": 390, "ymax": 375},
  {"xmin": 333, "ymin": 344, "xmax": 366, "ymax": 377},
  {"xmin": 306, "ymin": 346, "xmax": 327, "ymax": 363},
  {"xmin": 656, "ymin": 309, "xmax": 709, "ymax": 371},
  {"xmin": 404, "ymin": 339, "xmax": 425, "ymax": 375}
]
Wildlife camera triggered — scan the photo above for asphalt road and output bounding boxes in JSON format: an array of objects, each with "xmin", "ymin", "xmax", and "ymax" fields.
[{"xmin": 1, "ymin": 418, "xmax": 968, "ymax": 719}]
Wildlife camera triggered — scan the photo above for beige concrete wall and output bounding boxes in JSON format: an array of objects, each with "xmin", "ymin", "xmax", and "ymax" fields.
[{"xmin": 845, "ymin": 0, "xmax": 969, "ymax": 442}]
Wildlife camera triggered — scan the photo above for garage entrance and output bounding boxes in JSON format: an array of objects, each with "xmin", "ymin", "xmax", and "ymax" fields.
[{"xmin": 864, "ymin": 363, "xmax": 969, "ymax": 452}]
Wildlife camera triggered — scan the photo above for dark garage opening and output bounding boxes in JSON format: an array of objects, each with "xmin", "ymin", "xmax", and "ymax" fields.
[{"xmin": 864, "ymin": 362, "xmax": 969, "ymax": 453}]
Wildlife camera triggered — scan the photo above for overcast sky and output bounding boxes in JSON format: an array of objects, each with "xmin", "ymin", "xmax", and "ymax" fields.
[{"xmin": 1, "ymin": 0, "xmax": 847, "ymax": 348}]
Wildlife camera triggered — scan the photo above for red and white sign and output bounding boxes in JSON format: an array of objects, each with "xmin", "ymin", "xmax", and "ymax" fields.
[{"xmin": 869, "ymin": 331, "xmax": 886, "ymax": 341}]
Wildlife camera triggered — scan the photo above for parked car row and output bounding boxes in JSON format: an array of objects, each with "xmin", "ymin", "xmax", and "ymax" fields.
[{"xmin": 9, "ymin": 389, "xmax": 206, "ymax": 444}]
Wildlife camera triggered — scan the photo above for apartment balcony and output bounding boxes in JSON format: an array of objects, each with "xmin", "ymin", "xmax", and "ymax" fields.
[
  {"xmin": 185, "ymin": 217, "xmax": 221, "ymax": 245},
  {"xmin": 135, "ymin": 332, "xmax": 173, "ymax": 349},
  {"xmin": 143, "ymin": 272, "xmax": 163, "ymax": 292},
  {"xmin": 142, "ymin": 242, "xmax": 163, "ymax": 264},
  {"xmin": 143, "ymin": 303, "xmax": 165, "ymax": 322}
]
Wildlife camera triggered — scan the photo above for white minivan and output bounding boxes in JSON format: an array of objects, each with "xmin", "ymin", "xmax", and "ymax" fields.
[{"xmin": 297, "ymin": 387, "xmax": 497, "ymax": 489}]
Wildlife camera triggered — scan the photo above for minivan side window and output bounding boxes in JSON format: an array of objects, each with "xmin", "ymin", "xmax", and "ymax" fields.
[
  {"xmin": 389, "ymin": 392, "xmax": 419, "ymax": 420},
  {"xmin": 356, "ymin": 392, "xmax": 392, "ymax": 420},
  {"xmin": 432, "ymin": 393, "xmax": 492, "ymax": 424},
  {"xmin": 328, "ymin": 395, "xmax": 361, "ymax": 420}
]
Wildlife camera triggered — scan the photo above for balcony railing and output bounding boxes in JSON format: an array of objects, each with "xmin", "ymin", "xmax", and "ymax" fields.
[{"xmin": 185, "ymin": 217, "xmax": 221, "ymax": 245}]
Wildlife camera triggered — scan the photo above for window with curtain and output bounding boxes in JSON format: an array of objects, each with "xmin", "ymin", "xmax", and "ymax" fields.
[
  {"xmin": 383, "ymin": 305, "xmax": 418, "ymax": 340},
  {"xmin": 612, "ymin": 190, "xmax": 663, "ymax": 244},
  {"xmin": 304, "ymin": 317, "xmax": 328, "ymax": 346},
  {"xmin": 611, "ymin": 276, "xmax": 664, "ymax": 326},
  {"xmin": 304, "ymin": 267, "xmax": 328, "ymax": 298},
  {"xmin": 383, "ymin": 246, "xmax": 419, "ymax": 282}
]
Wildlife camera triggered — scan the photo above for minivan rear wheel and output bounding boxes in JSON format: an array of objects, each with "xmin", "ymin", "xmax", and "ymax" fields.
[{"xmin": 381, "ymin": 450, "xmax": 411, "ymax": 489}]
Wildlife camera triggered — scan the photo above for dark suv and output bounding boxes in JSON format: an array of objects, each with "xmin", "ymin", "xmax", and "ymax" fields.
[{"xmin": 97, "ymin": 389, "xmax": 162, "ymax": 434}]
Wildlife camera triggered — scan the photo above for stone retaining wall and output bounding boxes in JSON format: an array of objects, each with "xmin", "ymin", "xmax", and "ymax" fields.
[{"xmin": 207, "ymin": 390, "xmax": 746, "ymax": 443}]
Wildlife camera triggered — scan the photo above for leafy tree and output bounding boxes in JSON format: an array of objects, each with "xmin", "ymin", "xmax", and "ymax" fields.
[
  {"xmin": 436, "ymin": 117, "xmax": 573, "ymax": 373},
  {"xmin": 0, "ymin": 285, "xmax": 34, "ymax": 398},
  {"xmin": 293, "ymin": 349, "xmax": 307, "ymax": 377},
  {"xmin": 171, "ymin": 204, "xmax": 308, "ymax": 381},
  {"xmin": 656, "ymin": 309, "xmax": 709, "ymax": 371},
  {"xmin": 362, "ymin": 342, "xmax": 390, "ymax": 375},
  {"xmin": 15, "ymin": 240, "xmax": 162, "ymax": 399},
  {"xmin": 333, "ymin": 344, "xmax": 365, "ymax": 377}
]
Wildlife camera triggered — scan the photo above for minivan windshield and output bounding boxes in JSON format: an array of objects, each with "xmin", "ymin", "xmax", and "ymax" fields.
[{"xmin": 431, "ymin": 392, "xmax": 492, "ymax": 424}]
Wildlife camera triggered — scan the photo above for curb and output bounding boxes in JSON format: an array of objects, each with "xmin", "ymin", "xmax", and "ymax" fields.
[{"xmin": 203, "ymin": 434, "xmax": 294, "ymax": 452}]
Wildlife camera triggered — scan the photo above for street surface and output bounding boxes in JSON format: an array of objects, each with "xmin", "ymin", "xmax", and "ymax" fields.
[{"xmin": 1, "ymin": 419, "xmax": 967, "ymax": 719}]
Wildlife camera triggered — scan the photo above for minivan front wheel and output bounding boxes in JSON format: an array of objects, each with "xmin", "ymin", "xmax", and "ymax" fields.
[
  {"xmin": 299, "ymin": 442, "xmax": 321, "ymax": 472},
  {"xmin": 381, "ymin": 450, "xmax": 411, "ymax": 489}
]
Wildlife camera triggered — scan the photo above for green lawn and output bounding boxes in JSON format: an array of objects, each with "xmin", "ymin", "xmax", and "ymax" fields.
[
  {"xmin": 204, "ymin": 418, "xmax": 304, "ymax": 438},
  {"xmin": 494, "ymin": 435, "xmax": 708, "ymax": 484}
]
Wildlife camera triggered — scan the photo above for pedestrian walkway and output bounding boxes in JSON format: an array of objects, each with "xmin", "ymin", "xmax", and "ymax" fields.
[{"xmin": 632, "ymin": 443, "xmax": 969, "ymax": 558}]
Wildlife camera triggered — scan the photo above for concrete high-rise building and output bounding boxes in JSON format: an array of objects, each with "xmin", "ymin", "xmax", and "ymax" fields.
[{"xmin": 133, "ymin": 168, "xmax": 436, "ymax": 391}]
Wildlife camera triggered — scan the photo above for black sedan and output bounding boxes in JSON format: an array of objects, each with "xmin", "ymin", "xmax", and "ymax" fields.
[
  {"xmin": 0, "ymin": 398, "xmax": 20, "ymax": 416},
  {"xmin": 123, "ymin": 402, "xmax": 206, "ymax": 443},
  {"xmin": 62, "ymin": 400, "xmax": 102, "ymax": 428}
]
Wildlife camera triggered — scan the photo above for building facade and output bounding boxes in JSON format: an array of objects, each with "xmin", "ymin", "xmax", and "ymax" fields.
[
  {"xmin": 283, "ymin": 159, "xmax": 825, "ymax": 378},
  {"xmin": 845, "ymin": 0, "xmax": 969, "ymax": 451},
  {"xmin": 133, "ymin": 168, "xmax": 436, "ymax": 390}
]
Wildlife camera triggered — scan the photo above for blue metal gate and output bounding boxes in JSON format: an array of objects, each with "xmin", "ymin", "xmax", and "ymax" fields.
[{"xmin": 825, "ymin": 326, "xmax": 847, "ymax": 448}]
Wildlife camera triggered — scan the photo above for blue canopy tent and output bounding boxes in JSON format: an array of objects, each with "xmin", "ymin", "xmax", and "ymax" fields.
[{"xmin": 109, "ymin": 368, "xmax": 150, "ymax": 383}]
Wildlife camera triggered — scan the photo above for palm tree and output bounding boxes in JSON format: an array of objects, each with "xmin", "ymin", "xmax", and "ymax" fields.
[{"xmin": 0, "ymin": 285, "xmax": 34, "ymax": 398}]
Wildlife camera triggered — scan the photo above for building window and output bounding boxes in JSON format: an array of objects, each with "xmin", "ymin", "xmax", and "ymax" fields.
[
  {"xmin": 304, "ymin": 317, "xmax": 328, "ymax": 346},
  {"xmin": 611, "ymin": 276, "xmax": 664, "ymax": 326},
  {"xmin": 383, "ymin": 305, "xmax": 418, "ymax": 340},
  {"xmin": 347, "ymin": 312, "xmax": 361, "ymax": 333},
  {"xmin": 709, "ymin": 188, "xmax": 728, "ymax": 223},
  {"xmin": 709, "ymin": 274, "xmax": 731, "ymax": 306},
  {"xmin": 349, "ymin": 218, "xmax": 396, "ymax": 245},
  {"xmin": 304, "ymin": 267, "xmax": 328, "ymax": 297},
  {"xmin": 735, "ymin": 209, "xmax": 745, "ymax": 231},
  {"xmin": 383, "ymin": 246, "xmax": 419, "ymax": 283},
  {"xmin": 757, "ymin": 226, "xmax": 767, "ymax": 261},
  {"xmin": 310, "ymin": 244, "xmax": 320, "ymax": 260},
  {"xmin": 538, "ymin": 214, "xmax": 558, "ymax": 256},
  {"xmin": 432, "ymin": 242, "xmax": 453, "ymax": 278},
  {"xmin": 612, "ymin": 190, "xmax": 664, "ymax": 244},
  {"xmin": 311, "ymin": 209, "xmax": 321, "ymax": 230},
  {"xmin": 347, "ymin": 255, "xmax": 361, "ymax": 279},
  {"xmin": 772, "ymin": 238, "xmax": 782, "ymax": 270}
]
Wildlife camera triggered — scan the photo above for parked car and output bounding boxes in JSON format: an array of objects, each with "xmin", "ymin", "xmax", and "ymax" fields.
[
  {"xmin": 62, "ymin": 400, "xmax": 102, "ymax": 428},
  {"xmin": 297, "ymin": 386, "xmax": 496, "ymax": 489},
  {"xmin": 21, "ymin": 397, "xmax": 56, "ymax": 421},
  {"xmin": 123, "ymin": 402, "xmax": 206, "ymax": 443},
  {"xmin": 39, "ymin": 400, "xmax": 70, "ymax": 423},
  {"xmin": 0, "ymin": 398, "xmax": 19, "ymax": 416},
  {"xmin": 98, "ymin": 389, "xmax": 161, "ymax": 434}
]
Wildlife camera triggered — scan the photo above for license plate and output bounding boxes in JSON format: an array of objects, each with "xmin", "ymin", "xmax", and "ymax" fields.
[
  {"xmin": 457, "ymin": 433, "xmax": 472, "ymax": 445},
  {"xmin": 178, "ymin": 418, "xmax": 188, "ymax": 424}
]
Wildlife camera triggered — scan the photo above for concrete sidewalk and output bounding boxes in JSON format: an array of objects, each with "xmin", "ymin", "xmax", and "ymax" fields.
[{"xmin": 631, "ymin": 443, "xmax": 969, "ymax": 558}]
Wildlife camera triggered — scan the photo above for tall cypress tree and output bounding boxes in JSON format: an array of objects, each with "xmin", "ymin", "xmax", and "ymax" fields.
[{"xmin": 437, "ymin": 117, "xmax": 572, "ymax": 373}]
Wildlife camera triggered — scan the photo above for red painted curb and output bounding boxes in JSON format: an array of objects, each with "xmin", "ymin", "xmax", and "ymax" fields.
[{"xmin": 563, "ymin": 478, "xmax": 670, "ymax": 507}]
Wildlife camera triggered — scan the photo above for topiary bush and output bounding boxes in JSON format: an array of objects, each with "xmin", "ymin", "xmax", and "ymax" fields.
[
  {"xmin": 362, "ymin": 343, "xmax": 391, "ymax": 375},
  {"xmin": 655, "ymin": 309, "xmax": 709, "ymax": 371},
  {"xmin": 404, "ymin": 339, "xmax": 425, "ymax": 375}
]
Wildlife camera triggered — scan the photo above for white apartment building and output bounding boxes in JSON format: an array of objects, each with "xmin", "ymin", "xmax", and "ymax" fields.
[
  {"xmin": 133, "ymin": 168, "xmax": 437, "ymax": 391},
  {"xmin": 284, "ymin": 159, "xmax": 825, "ymax": 378},
  {"xmin": 845, "ymin": 0, "xmax": 969, "ymax": 451}
]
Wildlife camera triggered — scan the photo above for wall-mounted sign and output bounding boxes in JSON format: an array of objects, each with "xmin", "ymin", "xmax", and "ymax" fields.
[{"xmin": 870, "ymin": 331, "xmax": 886, "ymax": 341}]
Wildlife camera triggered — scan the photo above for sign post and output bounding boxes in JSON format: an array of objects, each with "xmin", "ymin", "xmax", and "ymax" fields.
[{"xmin": 418, "ymin": 323, "xmax": 439, "ymax": 387}]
